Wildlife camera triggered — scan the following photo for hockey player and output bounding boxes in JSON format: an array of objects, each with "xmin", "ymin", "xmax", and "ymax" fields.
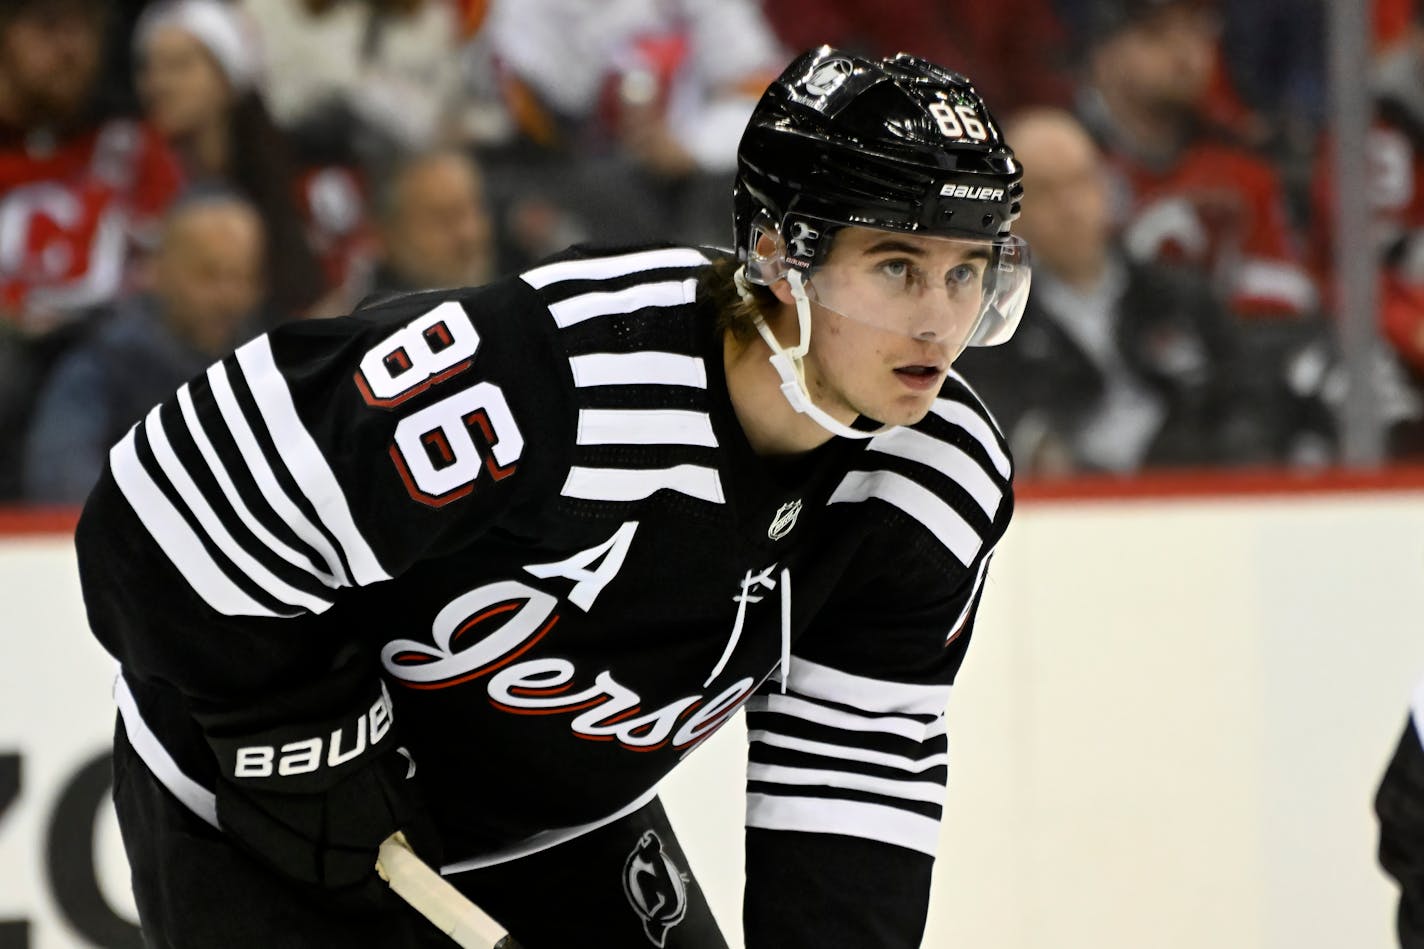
[
  {"xmin": 78, "ymin": 47, "xmax": 1029, "ymax": 948},
  {"xmin": 1378, "ymin": 679, "xmax": 1424, "ymax": 948}
]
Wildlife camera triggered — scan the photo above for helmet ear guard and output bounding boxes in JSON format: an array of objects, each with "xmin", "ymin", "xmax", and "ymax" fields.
[{"xmin": 743, "ymin": 211, "xmax": 790, "ymax": 287}]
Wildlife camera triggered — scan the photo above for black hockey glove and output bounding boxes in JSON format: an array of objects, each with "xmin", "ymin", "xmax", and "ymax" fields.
[{"xmin": 203, "ymin": 682, "xmax": 439, "ymax": 889}]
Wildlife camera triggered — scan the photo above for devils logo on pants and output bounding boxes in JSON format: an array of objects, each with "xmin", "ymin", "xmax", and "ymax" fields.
[{"xmin": 622, "ymin": 830, "xmax": 688, "ymax": 946}]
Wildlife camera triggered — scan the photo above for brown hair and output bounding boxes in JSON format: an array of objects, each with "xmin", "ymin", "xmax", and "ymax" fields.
[
  {"xmin": 699, "ymin": 256, "xmax": 779, "ymax": 343},
  {"xmin": 225, "ymin": 92, "xmax": 326, "ymax": 318}
]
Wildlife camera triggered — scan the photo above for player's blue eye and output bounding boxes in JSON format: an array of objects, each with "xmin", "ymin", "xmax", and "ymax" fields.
[
  {"xmin": 879, "ymin": 259, "xmax": 911, "ymax": 280},
  {"xmin": 947, "ymin": 264, "xmax": 979, "ymax": 287}
]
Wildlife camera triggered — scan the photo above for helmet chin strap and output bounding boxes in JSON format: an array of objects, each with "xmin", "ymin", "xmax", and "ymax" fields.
[{"xmin": 734, "ymin": 266, "xmax": 894, "ymax": 440}]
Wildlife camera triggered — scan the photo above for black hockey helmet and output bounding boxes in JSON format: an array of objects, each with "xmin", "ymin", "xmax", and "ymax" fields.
[{"xmin": 733, "ymin": 45, "xmax": 1024, "ymax": 274}]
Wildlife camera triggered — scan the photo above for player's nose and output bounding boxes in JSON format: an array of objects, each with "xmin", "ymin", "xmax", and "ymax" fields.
[{"xmin": 908, "ymin": 297, "xmax": 966, "ymax": 343}]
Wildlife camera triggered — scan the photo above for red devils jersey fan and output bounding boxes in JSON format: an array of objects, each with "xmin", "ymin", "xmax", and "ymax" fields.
[
  {"xmin": 78, "ymin": 47, "xmax": 1029, "ymax": 948},
  {"xmin": 1077, "ymin": 0, "xmax": 1318, "ymax": 320},
  {"xmin": 1107, "ymin": 142, "xmax": 1315, "ymax": 317},
  {"xmin": 0, "ymin": 0, "xmax": 182, "ymax": 328}
]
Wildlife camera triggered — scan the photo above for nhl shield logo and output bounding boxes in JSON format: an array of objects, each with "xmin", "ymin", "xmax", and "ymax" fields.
[
  {"xmin": 623, "ymin": 831, "xmax": 688, "ymax": 947},
  {"xmin": 768, "ymin": 500, "xmax": 802, "ymax": 541}
]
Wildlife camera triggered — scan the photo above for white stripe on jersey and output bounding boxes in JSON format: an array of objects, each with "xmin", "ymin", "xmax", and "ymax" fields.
[
  {"xmin": 575, "ymin": 409, "xmax": 717, "ymax": 447},
  {"xmin": 235, "ymin": 337, "xmax": 390, "ymax": 586},
  {"xmin": 115, "ymin": 674, "xmax": 218, "ymax": 828},
  {"xmin": 829, "ymin": 469, "xmax": 982, "ymax": 566},
  {"xmin": 868, "ymin": 426, "xmax": 1004, "ymax": 519},
  {"xmin": 748, "ymin": 692, "xmax": 945, "ymax": 743},
  {"xmin": 784, "ymin": 657, "xmax": 952, "ymax": 718},
  {"xmin": 111, "ymin": 427, "xmax": 278, "ymax": 617},
  {"xmin": 206, "ymin": 362, "xmax": 351, "ymax": 588},
  {"xmin": 745, "ymin": 792, "xmax": 942, "ymax": 857},
  {"xmin": 546, "ymin": 279, "xmax": 698, "ymax": 329},
  {"xmin": 568, "ymin": 352, "xmax": 707, "ymax": 389},
  {"xmin": 144, "ymin": 406, "xmax": 334, "ymax": 614},
  {"xmin": 177, "ymin": 385, "xmax": 341, "ymax": 590},
  {"xmin": 561, "ymin": 464, "xmax": 725, "ymax": 503},
  {"xmin": 747, "ymin": 763, "xmax": 946, "ymax": 805},
  {"xmin": 520, "ymin": 248, "xmax": 710, "ymax": 289},
  {"xmin": 746, "ymin": 730, "xmax": 949, "ymax": 773},
  {"xmin": 930, "ymin": 394, "xmax": 1011, "ymax": 479}
]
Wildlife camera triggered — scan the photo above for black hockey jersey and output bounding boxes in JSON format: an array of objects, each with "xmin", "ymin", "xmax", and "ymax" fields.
[{"xmin": 77, "ymin": 244, "xmax": 1015, "ymax": 947}]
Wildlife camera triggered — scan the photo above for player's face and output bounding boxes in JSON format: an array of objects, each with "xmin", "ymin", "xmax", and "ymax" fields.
[{"xmin": 786, "ymin": 227, "xmax": 992, "ymax": 427}]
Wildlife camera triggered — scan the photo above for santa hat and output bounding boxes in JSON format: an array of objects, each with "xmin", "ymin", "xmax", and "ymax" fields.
[{"xmin": 135, "ymin": 0, "xmax": 261, "ymax": 93}]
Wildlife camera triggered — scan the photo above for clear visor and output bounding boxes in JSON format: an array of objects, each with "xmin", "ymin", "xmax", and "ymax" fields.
[{"xmin": 798, "ymin": 228, "xmax": 1032, "ymax": 350}]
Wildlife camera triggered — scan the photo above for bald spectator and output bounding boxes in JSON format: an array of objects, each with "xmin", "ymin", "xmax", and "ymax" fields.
[
  {"xmin": 368, "ymin": 150, "xmax": 495, "ymax": 295},
  {"xmin": 22, "ymin": 190, "xmax": 265, "ymax": 503},
  {"xmin": 959, "ymin": 108, "xmax": 1299, "ymax": 475}
]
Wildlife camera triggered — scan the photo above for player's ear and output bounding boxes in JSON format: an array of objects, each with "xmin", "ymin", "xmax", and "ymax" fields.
[
  {"xmin": 753, "ymin": 230, "xmax": 780, "ymax": 261},
  {"xmin": 767, "ymin": 276, "xmax": 797, "ymax": 307}
]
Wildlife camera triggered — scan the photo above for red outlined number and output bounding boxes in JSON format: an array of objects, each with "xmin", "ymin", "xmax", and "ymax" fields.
[
  {"xmin": 356, "ymin": 300, "xmax": 523, "ymax": 505},
  {"xmin": 389, "ymin": 382, "xmax": 524, "ymax": 506},
  {"xmin": 355, "ymin": 300, "xmax": 480, "ymax": 407}
]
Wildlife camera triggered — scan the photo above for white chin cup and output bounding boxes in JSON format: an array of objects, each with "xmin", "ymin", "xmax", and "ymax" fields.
[{"xmin": 748, "ymin": 269, "xmax": 894, "ymax": 441}]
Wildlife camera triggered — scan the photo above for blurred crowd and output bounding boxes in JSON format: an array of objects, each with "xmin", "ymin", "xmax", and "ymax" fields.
[{"xmin": 2, "ymin": 0, "xmax": 1424, "ymax": 504}]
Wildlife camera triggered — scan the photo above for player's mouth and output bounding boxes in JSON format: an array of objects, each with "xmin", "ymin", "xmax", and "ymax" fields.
[{"xmin": 892, "ymin": 363, "xmax": 945, "ymax": 391}]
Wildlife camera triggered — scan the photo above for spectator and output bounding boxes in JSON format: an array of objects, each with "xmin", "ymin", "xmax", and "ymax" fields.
[
  {"xmin": 959, "ymin": 108, "xmax": 1299, "ymax": 475},
  {"xmin": 1075, "ymin": 0, "xmax": 1320, "ymax": 321},
  {"xmin": 0, "ymin": 0, "xmax": 183, "ymax": 499},
  {"xmin": 0, "ymin": 0, "xmax": 183, "ymax": 328},
  {"xmin": 477, "ymin": 0, "xmax": 785, "ymax": 266},
  {"xmin": 22, "ymin": 189, "xmax": 265, "ymax": 503},
  {"xmin": 135, "ymin": 0, "xmax": 330, "ymax": 320},
  {"xmin": 366, "ymin": 149, "xmax": 494, "ymax": 297}
]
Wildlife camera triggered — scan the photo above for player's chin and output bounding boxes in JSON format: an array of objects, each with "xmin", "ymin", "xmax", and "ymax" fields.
[{"xmin": 863, "ymin": 393, "xmax": 937, "ymax": 429}]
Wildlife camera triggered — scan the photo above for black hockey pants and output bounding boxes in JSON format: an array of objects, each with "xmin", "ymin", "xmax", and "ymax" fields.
[{"xmin": 113, "ymin": 720, "xmax": 731, "ymax": 948}]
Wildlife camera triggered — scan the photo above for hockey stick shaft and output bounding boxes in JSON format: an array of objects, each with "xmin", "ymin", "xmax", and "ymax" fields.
[{"xmin": 376, "ymin": 832, "xmax": 520, "ymax": 949}]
